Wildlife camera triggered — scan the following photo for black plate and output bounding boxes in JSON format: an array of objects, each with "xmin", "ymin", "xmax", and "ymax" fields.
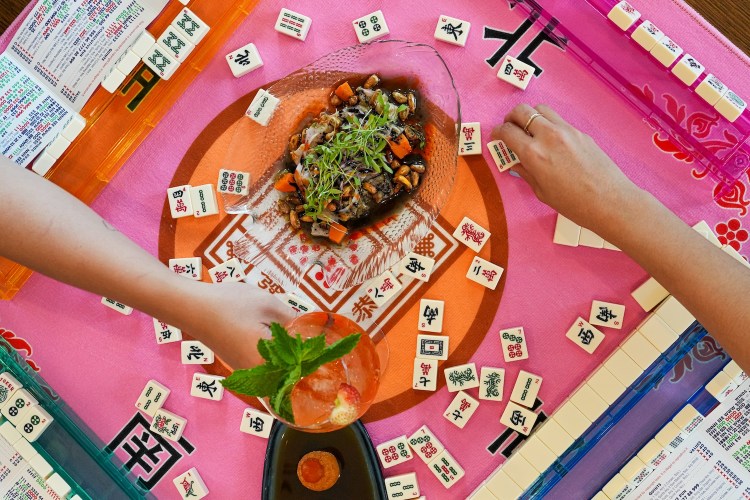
[{"xmin": 261, "ymin": 420, "xmax": 387, "ymax": 499}]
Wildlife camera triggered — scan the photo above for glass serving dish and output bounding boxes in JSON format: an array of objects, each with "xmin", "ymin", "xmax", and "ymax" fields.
[{"xmin": 222, "ymin": 40, "xmax": 460, "ymax": 291}]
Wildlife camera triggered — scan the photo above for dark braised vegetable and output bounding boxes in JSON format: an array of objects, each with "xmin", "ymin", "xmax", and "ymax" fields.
[{"xmin": 275, "ymin": 74, "xmax": 427, "ymax": 244}]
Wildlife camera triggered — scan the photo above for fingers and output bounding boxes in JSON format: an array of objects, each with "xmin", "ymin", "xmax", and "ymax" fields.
[
  {"xmin": 504, "ymin": 103, "xmax": 552, "ymax": 136},
  {"xmin": 493, "ymin": 122, "xmax": 532, "ymax": 156},
  {"xmin": 534, "ymin": 104, "xmax": 568, "ymax": 127}
]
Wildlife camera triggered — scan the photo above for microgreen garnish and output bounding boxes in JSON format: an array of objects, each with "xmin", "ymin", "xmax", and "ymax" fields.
[{"xmin": 221, "ymin": 323, "xmax": 361, "ymax": 424}]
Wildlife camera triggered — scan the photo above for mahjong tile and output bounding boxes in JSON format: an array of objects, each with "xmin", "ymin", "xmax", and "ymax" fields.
[
  {"xmin": 2, "ymin": 389, "xmax": 37, "ymax": 426},
  {"xmin": 352, "ymin": 10, "xmax": 389, "ymax": 43},
  {"xmin": 191, "ymin": 373, "xmax": 225, "ymax": 401},
  {"xmin": 376, "ymin": 435, "xmax": 413, "ymax": 469},
  {"xmin": 427, "ymin": 449, "xmax": 464, "ymax": 489},
  {"xmin": 458, "ymin": 122, "xmax": 481, "ymax": 155},
  {"xmin": 208, "ymin": 258, "xmax": 245, "ymax": 283},
  {"xmin": 101, "ymin": 297, "xmax": 133, "ymax": 315},
  {"xmin": 479, "ymin": 367, "xmax": 505, "ymax": 401},
  {"xmin": 0, "ymin": 373, "xmax": 22, "ymax": 406},
  {"xmin": 466, "ymin": 256, "xmax": 504, "ymax": 290},
  {"xmin": 142, "ymin": 44, "xmax": 179, "ymax": 81},
  {"xmin": 366, "ymin": 271, "xmax": 402, "ymax": 307},
  {"xmin": 443, "ymin": 390, "xmax": 479, "ymax": 429},
  {"xmin": 217, "ymin": 169, "xmax": 250, "ymax": 195},
  {"xmin": 510, "ymin": 370, "xmax": 542, "ymax": 408},
  {"xmin": 407, "ymin": 425, "xmax": 445, "ymax": 463},
  {"xmin": 181, "ymin": 341, "xmax": 215, "ymax": 365},
  {"xmin": 413, "ymin": 358, "xmax": 438, "ymax": 391},
  {"xmin": 416, "ymin": 334, "xmax": 449, "ymax": 361},
  {"xmin": 565, "ymin": 317, "xmax": 605, "ymax": 354},
  {"xmin": 225, "ymin": 42, "xmax": 263, "ymax": 78},
  {"xmin": 246, "ymin": 89, "xmax": 280, "ymax": 126},
  {"xmin": 173, "ymin": 467, "xmax": 209, "ymax": 499},
  {"xmin": 240, "ymin": 408, "xmax": 274, "ymax": 439},
  {"xmin": 453, "ymin": 216, "xmax": 490, "ymax": 252},
  {"xmin": 167, "ymin": 185, "xmax": 193, "ymax": 218},
  {"xmin": 418, "ymin": 299, "xmax": 444, "ymax": 333},
  {"xmin": 589, "ymin": 300, "xmax": 625, "ymax": 329},
  {"xmin": 18, "ymin": 406, "xmax": 53, "ymax": 442},
  {"xmin": 398, "ymin": 252, "xmax": 435, "ymax": 282},
  {"xmin": 274, "ymin": 8, "xmax": 312, "ymax": 41},
  {"xmin": 153, "ymin": 318, "xmax": 183, "ymax": 344},
  {"xmin": 496, "ymin": 56, "xmax": 535, "ymax": 90},
  {"xmin": 499, "ymin": 327, "xmax": 529, "ymax": 362},
  {"xmin": 190, "ymin": 184, "xmax": 219, "ymax": 218},
  {"xmin": 135, "ymin": 379, "xmax": 170, "ymax": 417},
  {"xmin": 487, "ymin": 140, "xmax": 520, "ymax": 172},
  {"xmin": 607, "ymin": 1, "xmax": 641, "ymax": 31},
  {"xmin": 434, "ymin": 15, "xmax": 471, "ymax": 47},
  {"xmin": 384, "ymin": 472, "xmax": 420, "ymax": 499},
  {"xmin": 157, "ymin": 26, "xmax": 194, "ymax": 62},
  {"xmin": 150, "ymin": 408, "xmax": 187, "ymax": 442},
  {"xmin": 500, "ymin": 401, "xmax": 538, "ymax": 435},
  {"xmin": 282, "ymin": 293, "xmax": 316, "ymax": 314},
  {"xmin": 169, "ymin": 257, "xmax": 202, "ymax": 280},
  {"xmin": 444, "ymin": 363, "xmax": 479, "ymax": 392},
  {"xmin": 171, "ymin": 8, "xmax": 210, "ymax": 45}
]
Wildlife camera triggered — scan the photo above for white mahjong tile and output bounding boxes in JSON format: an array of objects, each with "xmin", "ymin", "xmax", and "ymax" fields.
[
  {"xmin": 225, "ymin": 42, "xmax": 263, "ymax": 78},
  {"xmin": 478, "ymin": 367, "xmax": 505, "ymax": 401},
  {"xmin": 167, "ymin": 185, "xmax": 193, "ymax": 219},
  {"xmin": 130, "ymin": 31, "xmax": 156, "ymax": 58},
  {"xmin": 569, "ymin": 384, "xmax": 608, "ymax": 422},
  {"xmin": 443, "ymin": 390, "xmax": 479, "ymax": 429},
  {"xmin": 407, "ymin": 425, "xmax": 445, "ymax": 464},
  {"xmin": 631, "ymin": 20, "xmax": 664, "ymax": 51},
  {"xmin": 190, "ymin": 184, "xmax": 219, "ymax": 217},
  {"xmin": 427, "ymin": 449, "xmax": 464, "ymax": 489},
  {"xmin": 496, "ymin": 55, "xmax": 535, "ymax": 90},
  {"xmin": 535, "ymin": 417, "xmax": 575, "ymax": 457},
  {"xmin": 671, "ymin": 404, "xmax": 703, "ymax": 434},
  {"xmin": 246, "ymin": 89, "xmax": 280, "ymax": 126},
  {"xmin": 169, "ymin": 257, "xmax": 202, "ymax": 280},
  {"xmin": 173, "ymin": 467, "xmax": 209, "ymax": 499},
  {"xmin": 418, "ymin": 299, "xmax": 444, "ymax": 333},
  {"xmin": 696, "ymin": 74, "xmax": 728, "ymax": 106},
  {"xmin": 352, "ymin": 10, "xmax": 390, "ymax": 43},
  {"xmin": 518, "ymin": 435, "xmax": 557, "ymax": 473},
  {"xmin": 0, "ymin": 372, "xmax": 22, "ymax": 406},
  {"xmin": 499, "ymin": 326, "xmax": 529, "ymax": 362},
  {"xmin": 444, "ymin": 363, "xmax": 479, "ymax": 392},
  {"xmin": 157, "ymin": 26, "xmax": 195, "ymax": 62},
  {"xmin": 135, "ymin": 379, "xmax": 170, "ymax": 417},
  {"xmin": 416, "ymin": 334, "xmax": 449, "ymax": 361},
  {"xmin": 208, "ymin": 258, "xmax": 245, "ymax": 283},
  {"xmin": 654, "ymin": 422, "xmax": 685, "ymax": 452},
  {"xmin": 217, "ymin": 169, "xmax": 250, "ymax": 195},
  {"xmin": 142, "ymin": 44, "xmax": 179, "ymax": 80},
  {"xmin": 587, "ymin": 366, "xmax": 626, "ymax": 405},
  {"xmin": 602, "ymin": 473, "xmax": 634, "ymax": 500},
  {"xmin": 510, "ymin": 370, "xmax": 542, "ymax": 408},
  {"xmin": 181, "ymin": 340, "xmax": 215, "ymax": 365},
  {"xmin": 240, "ymin": 407, "xmax": 275, "ymax": 438},
  {"xmin": 171, "ymin": 8, "xmax": 210, "ymax": 45},
  {"xmin": 654, "ymin": 296, "xmax": 695, "ymax": 335},
  {"xmin": 672, "ymin": 54, "xmax": 704, "ymax": 86},
  {"xmin": 365, "ymin": 271, "xmax": 402, "ymax": 307},
  {"xmin": 650, "ymin": 36, "xmax": 683, "ymax": 67},
  {"xmin": 29, "ymin": 454, "xmax": 53, "ymax": 478},
  {"xmin": 153, "ymin": 318, "xmax": 183, "ymax": 344},
  {"xmin": 487, "ymin": 140, "xmax": 520, "ymax": 172},
  {"xmin": 376, "ymin": 435, "xmax": 413, "ymax": 469},
  {"xmin": 553, "ymin": 213, "xmax": 581, "ymax": 247},
  {"xmin": 0, "ymin": 422, "xmax": 21, "ymax": 445},
  {"xmin": 114, "ymin": 50, "xmax": 140, "ymax": 75},
  {"xmin": 607, "ymin": 1, "xmax": 641, "ymax": 30},
  {"xmin": 578, "ymin": 227, "xmax": 604, "ymax": 248},
  {"xmin": 100, "ymin": 66, "xmax": 127, "ymax": 93},
  {"xmin": 620, "ymin": 455, "xmax": 653, "ymax": 487},
  {"xmin": 398, "ymin": 252, "xmax": 435, "ymax": 282},
  {"xmin": 638, "ymin": 314, "xmax": 678, "ymax": 352},
  {"xmin": 631, "ymin": 277, "xmax": 669, "ymax": 312},
  {"xmin": 274, "ymin": 8, "xmax": 312, "ymax": 41},
  {"xmin": 46, "ymin": 473, "xmax": 71, "ymax": 499},
  {"xmin": 18, "ymin": 406, "xmax": 53, "ymax": 442},
  {"xmin": 715, "ymin": 90, "xmax": 746, "ymax": 123},
  {"xmin": 282, "ymin": 293, "xmax": 316, "ymax": 314},
  {"xmin": 500, "ymin": 401, "xmax": 538, "ymax": 436},
  {"xmin": 466, "ymin": 256, "xmax": 504, "ymax": 290},
  {"xmin": 458, "ymin": 122, "xmax": 481, "ymax": 155},
  {"xmin": 101, "ymin": 297, "xmax": 133, "ymax": 315},
  {"xmin": 604, "ymin": 348, "xmax": 643, "ymax": 387},
  {"xmin": 2, "ymin": 389, "xmax": 37, "ymax": 426},
  {"xmin": 565, "ymin": 317, "xmax": 605, "ymax": 354},
  {"xmin": 453, "ymin": 216, "xmax": 490, "ymax": 252},
  {"xmin": 151, "ymin": 408, "xmax": 187, "ymax": 442},
  {"xmin": 412, "ymin": 358, "xmax": 438, "ymax": 392},
  {"xmin": 434, "ymin": 15, "xmax": 471, "ymax": 47},
  {"xmin": 589, "ymin": 300, "xmax": 625, "ymax": 329},
  {"xmin": 384, "ymin": 472, "xmax": 420, "ymax": 499},
  {"xmin": 191, "ymin": 373, "xmax": 225, "ymax": 401}
]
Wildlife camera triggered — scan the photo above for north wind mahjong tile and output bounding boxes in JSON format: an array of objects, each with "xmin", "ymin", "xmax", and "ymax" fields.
[
  {"xmin": 418, "ymin": 299, "xmax": 444, "ymax": 333},
  {"xmin": 452, "ymin": 216, "xmax": 490, "ymax": 252},
  {"xmin": 416, "ymin": 334, "xmax": 449, "ymax": 361},
  {"xmin": 466, "ymin": 256, "xmax": 503, "ymax": 290},
  {"xmin": 398, "ymin": 252, "xmax": 435, "ymax": 282},
  {"xmin": 443, "ymin": 390, "xmax": 479, "ymax": 429},
  {"xmin": 413, "ymin": 358, "xmax": 438, "ymax": 391},
  {"xmin": 589, "ymin": 300, "xmax": 625, "ymax": 329},
  {"xmin": 499, "ymin": 327, "xmax": 529, "ymax": 362},
  {"xmin": 408, "ymin": 425, "xmax": 445, "ymax": 464},
  {"xmin": 444, "ymin": 363, "xmax": 479, "ymax": 392}
]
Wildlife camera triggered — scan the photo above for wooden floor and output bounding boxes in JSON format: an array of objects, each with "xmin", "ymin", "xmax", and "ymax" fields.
[{"xmin": 0, "ymin": 1, "xmax": 749, "ymax": 55}]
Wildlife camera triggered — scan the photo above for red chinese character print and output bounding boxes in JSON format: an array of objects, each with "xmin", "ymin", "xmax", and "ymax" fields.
[
  {"xmin": 482, "ymin": 270, "xmax": 497, "ymax": 282},
  {"xmin": 460, "ymin": 223, "xmax": 485, "ymax": 244},
  {"xmin": 462, "ymin": 126, "xmax": 475, "ymax": 141}
]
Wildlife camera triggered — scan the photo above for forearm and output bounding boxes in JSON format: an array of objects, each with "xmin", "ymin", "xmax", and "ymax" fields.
[
  {"xmin": 596, "ymin": 186, "xmax": 750, "ymax": 366},
  {"xmin": 0, "ymin": 159, "xmax": 203, "ymax": 329}
]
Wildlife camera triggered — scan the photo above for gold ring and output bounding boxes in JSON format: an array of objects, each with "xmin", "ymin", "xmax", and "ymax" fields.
[{"xmin": 523, "ymin": 112, "xmax": 543, "ymax": 136}]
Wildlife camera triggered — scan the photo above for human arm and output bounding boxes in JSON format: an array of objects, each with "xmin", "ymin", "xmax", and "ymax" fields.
[
  {"xmin": 0, "ymin": 157, "xmax": 292, "ymax": 369},
  {"xmin": 495, "ymin": 104, "xmax": 750, "ymax": 370}
]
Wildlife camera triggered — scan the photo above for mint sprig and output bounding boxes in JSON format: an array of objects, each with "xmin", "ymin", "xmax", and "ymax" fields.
[{"xmin": 221, "ymin": 322, "xmax": 361, "ymax": 424}]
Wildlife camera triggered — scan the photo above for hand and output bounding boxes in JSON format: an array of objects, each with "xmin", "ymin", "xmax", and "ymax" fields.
[{"xmin": 493, "ymin": 103, "xmax": 643, "ymax": 233}]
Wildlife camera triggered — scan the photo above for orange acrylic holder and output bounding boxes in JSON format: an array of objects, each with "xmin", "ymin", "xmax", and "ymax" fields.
[{"xmin": 0, "ymin": 0, "xmax": 259, "ymax": 300}]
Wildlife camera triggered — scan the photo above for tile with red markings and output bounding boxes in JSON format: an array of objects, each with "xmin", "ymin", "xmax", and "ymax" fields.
[
  {"xmin": 427, "ymin": 449, "xmax": 464, "ymax": 489},
  {"xmin": 452, "ymin": 216, "xmax": 490, "ymax": 252},
  {"xmin": 398, "ymin": 252, "xmax": 435, "ymax": 282},
  {"xmin": 413, "ymin": 358, "xmax": 438, "ymax": 391},
  {"xmin": 466, "ymin": 256, "xmax": 504, "ymax": 290},
  {"xmin": 167, "ymin": 185, "xmax": 193, "ymax": 218},
  {"xmin": 443, "ymin": 390, "xmax": 479, "ymax": 428},
  {"xmin": 499, "ymin": 326, "xmax": 529, "ymax": 362},
  {"xmin": 366, "ymin": 271, "xmax": 402, "ymax": 307},
  {"xmin": 208, "ymin": 258, "xmax": 245, "ymax": 283},
  {"xmin": 416, "ymin": 334, "xmax": 449, "ymax": 361},
  {"xmin": 169, "ymin": 257, "xmax": 202, "ymax": 280},
  {"xmin": 418, "ymin": 299, "xmax": 444, "ymax": 333},
  {"xmin": 408, "ymin": 425, "xmax": 445, "ymax": 463},
  {"xmin": 376, "ymin": 435, "xmax": 413, "ymax": 469},
  {"xmin": 500, "ymin": 401, "xmax": 538, "ymax": 436},
  {"xmin": 487, "ymin": 140, "xmax": 520, "ymax": 171},
  {"xmin": 589, "ymin": 300, "xmax": 625, "ymax": 329},
  {"xmin": 458, "ymin": 122, "xmax": 481, "ymax": 155},
  {"xmin": 496, "ymin": 56, "xmax": 535, "ymax": 90},
  {"xmin": 510, "ymin": 370, "xmax": 542, "ymax": 408}
]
